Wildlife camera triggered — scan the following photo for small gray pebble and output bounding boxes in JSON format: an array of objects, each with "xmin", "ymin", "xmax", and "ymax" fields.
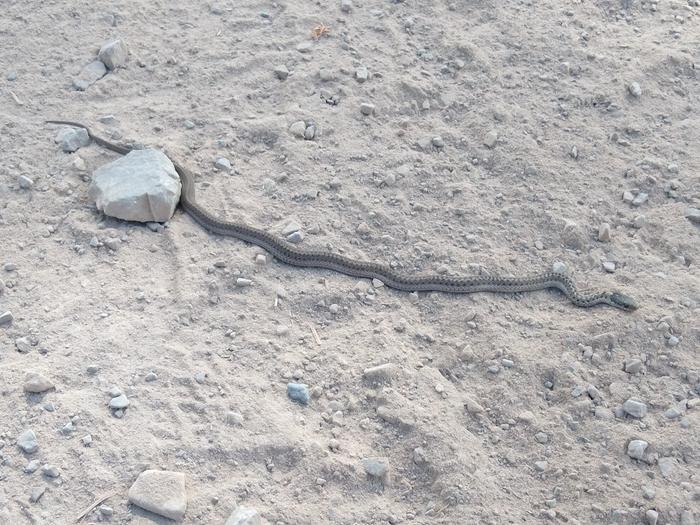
[
  {"xmin": 287, "ymin": 383, "xmax": 310, "ymax": 405},
  {"xmin": 15, "ymin": 336, "xmax": 32, "ymax": 353},
  {"xmin": 624, "ymin": 359, "xmax": 643, "ymax": 374},
  {"xmin": 289, "ymin": 121, "xmax": 306, "ymax": 138},
  {"xmin": 17, "ymin": 430, "xmax": 39, "ymax": 454},
  {"xmin": 319, "ymin": 68, "xmax": 335, "ymax": 81},
  {"xmin": 42, "ymin": 464, "xmax": 60, "ymax": 478},
  {"xmin": 623, "ymin": 398, "xmax": 647, "ymax": 418},
  {"xmin": 603, "ymin": 261, "xmax": 616, "ymax": 273},
  {"xmin": 686, "ymin": 207, "xmax": 700, "ymax": 224},
  {"xmin": 303, "ymin": 125, "xmax": 316, "ymax": 140},
  {"xmin": 287, "ymin": 231, "xmax": 304, "ymax": 243},
  {"xmin": 29, "ymin": 486, "xmax": 45, "ymax": 503},
  {"xmin": 296, "ymin": 41, "xmax": 313, "ymax": 53},
  {"xmin": 6, "ymin": 70, "xmax": 17, "ymax": 81},
  {"xmin": 18, "ymin": 175, "xmax": 34, "ymax": 189},
  {"xmin": 23, "ymin": 372, "xmax": 54, "ymax": 394},
  {"xmin": 355, "ymin": 66, "xmax": 368, "ymax": 82},
  {"xmin": 483, "ymin": 130, "xmax": 498, "ymax": 148},
  {"xmin": 594, "ymin": 407, "xmax": 614, "ymax": 420},
  {"xmin": 664, "ymin": 406, "xmax": 682, "ymax": 419},
  {"xmin": 360, "ymin": 102, "xmax": 375, "ymax": 115},
  {"xmin": 226, "ymin": 411, "xmax": 244, "ymax": 426},
  {"xmin": 59, "ymin": 128, "xmax": 90, "ymax": 153},
  {"xmin": 274, "ymin": 64, "xmax": 289, "ymax": 80},
  {"xmin": 627, "ymin": 439, "xmax": 648, "ymax": 460},
  {"xmin": 0, "ymin": 311, "xmax": 14, "ymax": 325},
  {"xmin": 108, "ymin": 386, "xmax": 123, "ymax": 398},
  {"xmin": 24, "ymin": 460, "xmax": 40, "ymax": 474},
  {"xmin": 552, "ymin": 262, "xmax": 567, "ymax": 274},
  {"xmin": 109, "ymin": 394, "xmax": 129, "ymax": 409},
  {"xmin": 646, "ymin": 509, "xmax": 659, "ymax": 525},
  {"xmin": 628, "ymin": 81, "xmax": 642, "ymax": 98},
  {"xmin": 362, "ymin": 457, "xmax": 389, "ymax": 479},
  {"xmin": 632, "ymin": 192, "xmax": 648, "ymax": 206},
  {"xmin": 145, "ymin": 372, "xmax": 158, "ymax": 382},
  {"xmin": 658, "ymin": 457, "xmax": 675, "ymax": 478},
  {"xmin": 99, "ymin": 505, "xmax": 114, "ymax": 517},
  {"xmin": 215, "ymin": 158, "xmax": 231, "ymax": 171},
  {"xmin": 363, "ymin": 363, "xmax": 396, "ymax": 385}
]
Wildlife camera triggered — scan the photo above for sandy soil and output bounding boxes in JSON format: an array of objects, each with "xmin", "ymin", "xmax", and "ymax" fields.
[{"xmin": 1, "ymin": 0, "xmax": 699, "ymax": 524}]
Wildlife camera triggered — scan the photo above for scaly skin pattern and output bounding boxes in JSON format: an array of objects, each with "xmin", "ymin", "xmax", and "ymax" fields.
[{"xmin": 46, "ymin": 120, "xmax": 639, "ymax": 311}]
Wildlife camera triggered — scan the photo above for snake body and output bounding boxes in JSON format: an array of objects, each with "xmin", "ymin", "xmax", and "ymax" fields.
[{"xmin": 46, "ymin": 120, "xmax": 638, "ymax": 311}]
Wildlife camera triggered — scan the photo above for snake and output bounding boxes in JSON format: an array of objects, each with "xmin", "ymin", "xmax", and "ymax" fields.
[{"xmin": 46, "ymin": 120, "xmax": 638, "ymax": 311}]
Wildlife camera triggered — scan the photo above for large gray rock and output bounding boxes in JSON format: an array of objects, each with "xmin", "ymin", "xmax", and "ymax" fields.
[
  {"xmin": 128, "ymin": 470, "xmax": 187, "ymax": 521},
  {"xmin": 225, "ymin": 506, "xmax": 262, "ymax": 525},
  {"xmin": 98, "ymin": 39, "xmax": 128, "ymax": 70},
  {"xmin": 89, "ymin": 149, "xmax": 181, "ymax": 222}
]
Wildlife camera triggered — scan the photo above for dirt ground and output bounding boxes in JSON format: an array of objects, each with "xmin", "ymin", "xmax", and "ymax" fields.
[{"xmin": 1, "ymin": 0, "xmax": 699, "ymax": 524}]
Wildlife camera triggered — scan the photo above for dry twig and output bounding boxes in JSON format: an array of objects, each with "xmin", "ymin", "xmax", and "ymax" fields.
[
  {"xmin": 311, "ymin": 23, "xmax": 330, "ymax": 40},
  {"xmin": 74, "ymin": 491, "xmax": 118, "ymax": 523}
]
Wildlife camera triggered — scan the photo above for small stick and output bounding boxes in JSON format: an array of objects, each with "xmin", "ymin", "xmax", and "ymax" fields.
[
  {"xmin": 74, "ymin": 491, "xmax": 118, "ymax": 523},
  {"xmin": 309, "ymin": 324, "xmax": 321, "ymax": 346},
  {"xmin": 9, "ymin": 90, "xmax": 23, "ymax": 106}
]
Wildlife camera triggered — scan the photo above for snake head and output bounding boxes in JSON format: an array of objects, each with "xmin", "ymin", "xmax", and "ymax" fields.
[{"xmin": 608, "ymin": 292, "xmax": 639, "ymax": 311}]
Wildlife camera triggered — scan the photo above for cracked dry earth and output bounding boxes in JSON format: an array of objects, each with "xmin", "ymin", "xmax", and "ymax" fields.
[{"xmin": 1, "ymin": 0, "xmax": 699, "ymax": 524}]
